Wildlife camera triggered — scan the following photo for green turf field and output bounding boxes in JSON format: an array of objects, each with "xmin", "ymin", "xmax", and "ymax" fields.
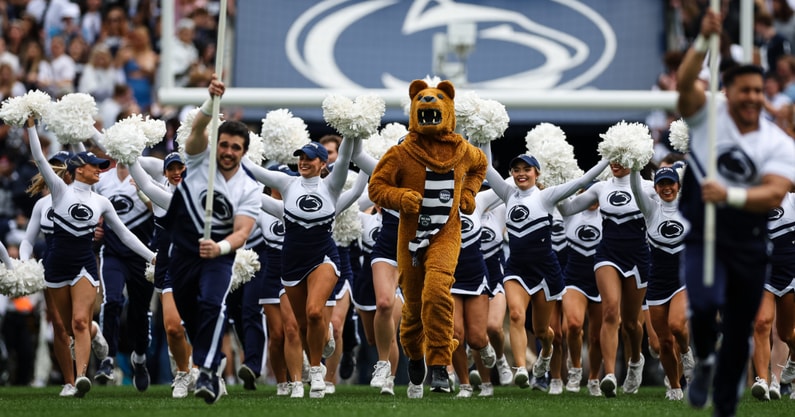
[{"xmin": 0, "ymin": 385, "xmax": 793, "ymax": 417}]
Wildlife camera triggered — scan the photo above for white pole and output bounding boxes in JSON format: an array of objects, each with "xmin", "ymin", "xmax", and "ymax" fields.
[
  {"xmin": 703, "ymin": 0, "xmax": 721, "ymax": 287},
  {"xmin": 203, "ymin": 0, "xmax": 228, "ymax": 240},
  {"xmin": 160, "ymin": 0, "xmax": 175, "ymax": 89},
  {"xmin": 740, "ymin": 0, "xmax": 754, "ymax": 64}
]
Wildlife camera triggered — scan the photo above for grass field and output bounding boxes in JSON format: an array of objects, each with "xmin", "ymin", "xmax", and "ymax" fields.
[{"xmin": 0, "ymin": 384, "xmax": 793, "ymax": 417}]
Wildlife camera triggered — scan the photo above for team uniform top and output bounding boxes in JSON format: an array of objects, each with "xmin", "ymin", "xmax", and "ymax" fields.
[
  {"xmin": 452, "ymin": 210, "xmax": 489, "ymax": 296},
  {"xmin": 94, "ymin": 167, "xmax": 155, "ymax": 258},
  {"xmin": 480, "ymin": 203, "xmax": 506, "ymax": 293},
  {"xmin": 19, "ymin": 195, "xmax": 54, "ymax": 262},
  {"xmin": 351, "ymin": 210, "xmax": 382, "ymax": 311},
  {"xmin": 562, "ymin": 208, "xmax": 602, "ymax": 301},
  {"xmin": 767, "ymin": 192, "xmax": 795, "ymax": 295}
]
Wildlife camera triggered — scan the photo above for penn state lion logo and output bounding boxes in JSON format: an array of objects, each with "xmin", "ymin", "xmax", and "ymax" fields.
[
  {"xmin": 199, "ymin": 190, "xmax": 234, "ymax": 221},
  {"xmin": 509, "ymin": 205, "xmax": 530, "ymax": 222},
  {"xmin": 370, "ymin": 226, "xmax": 381, "ymax": 243},
  {"xmin": 297, "ymin": 195, "xmax": 323, "ymax": 212},
  {"xmin": 270, "ymin": 221, "xmax": 285, "ymax": 237},
  {"xmin": 46, "ymin": 207, "xmax": 55, "ymax": 222},
  {"xmin": 69, "ymin": 203, "xmax": 94, "ymax": 221},
  {"xmin": 657, "ymin": 220, "xmax": 684, "ymax": 239},
  {"xmin": 419, "ymin": 214, "xmax": 432, "ymax": 227},
  {"xmin": 480, "ymin": 227, "xmax": 496, "ymax": 244},
  {"xmin": 717, "ymin": 146, "xmax": 757, "ymax": 183},
  {"xmin": 768, "ymin": 207, "xmax": 784, "ymax": 221},
  {"xmin": 607, "ymin": 190, "xmax": 631, "ymax": 206},
  {"xmin": 110, "ymin": 194, "xmax": 135, "ymax": 215},
  {"xmin": 461, "ymin": 216, "xmax": 474, "ymax": 234},
  {"xmin": 575, "ymin": 225, "xmax": 600, "ymax": 241}
]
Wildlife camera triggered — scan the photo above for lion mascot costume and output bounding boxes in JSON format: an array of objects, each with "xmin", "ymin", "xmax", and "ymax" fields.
[{"xmin": 368, "ymin": 79, "xmax": 487, "ymax": 393}]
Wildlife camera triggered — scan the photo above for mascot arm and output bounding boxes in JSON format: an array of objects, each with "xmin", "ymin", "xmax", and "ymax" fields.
[
  {"xmin": 368, "ymin": 151, "xmax": 422, "ymax": 214},
  {"xmin": 459, "ymin": 147, "xmax": 488, "ymax": 215}
]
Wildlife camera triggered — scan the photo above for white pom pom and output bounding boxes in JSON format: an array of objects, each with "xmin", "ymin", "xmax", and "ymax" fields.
[
  {"xmin": 422, "ymin": 75, "xmax": 442, "ymax": 87},
  {"xmin": 246, "ymin": 131, "xmax": 267, "ymax": 165},
  {"xmin": 103, "ymin": 115, "xmax": 148, "ymax": 165},
  {"xmin": 0, "ymin": 258, "xmax": 45, "ymax": 298},
  {"xmin": 525, "ymin": 123, "xmax": 583, "ymax": 187},
  {"xmin": 333, "ymin": 203, "xmax": 362, "ymax": 246},
  {"xmin": 144, "ymin": 261, "xmax": 155, "ymax": 284},
  {"xmin": 175, "ymin": 108, "xmax": 223, "ymax": 157},
  {"xmin": 44, "ymin": 93, "xmax": 98, "ymax": 145},
  {"xmin": 364, "ymin": 123, "xmax": 405, "ymax": 160},
  {"xmin": 597, "ymin": 121, "xmax": 654, "ymax": 171},
  {"xmin": 260, "ymin": 108, "xmax": 310, "ymax": 164},
  {"xmin": 323, "ymin": 94, "xmax": 385, "ymax": 139},
  {"xmin": 455, "ymin": 93, "xmax": 509, "ymax": 145},
  {"xmin": 0, "ymin": 90, "xmax": 52, "ymax": 126},
  {"xmin": 230, "ymin": 249, "xmax": 261, "ymax": 292},
  {"xmin": 141, "ymin": 116, "xmax": 167, "ymax": 147},
  {"xmin": 669, "ymin": 118, "xmax": 690, "ymax": 154}
]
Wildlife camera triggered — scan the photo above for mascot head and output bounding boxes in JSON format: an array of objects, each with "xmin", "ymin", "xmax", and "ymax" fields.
[{"xmin": 408, "ymin": 79, "xmax": 457, "ymax": 138}]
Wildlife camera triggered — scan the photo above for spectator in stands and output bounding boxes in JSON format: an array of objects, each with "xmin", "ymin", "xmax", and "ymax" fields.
[
  {"xmin": 98, "ymin": 84, "xmax": 135, "ymax": 129},
  {"xmin": 67, "ymin": 36, "xmax": 90, "ymax": 88},
  {"xmin": 771, "ymin": 0, "xmax": 795, "ymax": 46},
  {"xmin": 79, "ymin": 44, "xmax": 124, "ymax": 104},
  {"xmin": 0, "ymin": 38, "xmax": 20, "ymax": 78},
  {"xmin": 754, "ymin": 12, "xmax": 791, "ymax": 73},
  {"xmin": 49, "ymin": 35, "xmax": 76, "ymax": 97},
  {"xmin": 48, "ymin": 2, "xmax": 81, "ymax": 50},
  {"xmin": 0, "ymin": 61, "xmax": 25, "ymax": 101},
  {"xmin": 20, "ymin": 40, "xmax": 53, "ymax": 94},
  {"xmin": 171, "ymin": 18, "xmax": 198, "ymax": 87},
  {"xmin": 100, "ymin": 4, "xmax": 129, "ymax": 58},
  {"xmin": 775, "ymin": 54, "xmax": 795, "ymax": 102},
  {"xmin": 117, "ymin": 25, "xmax": 158, "ymax": 113},
  {"xmin": 80, "ymin": 0, "xmax": 103, "ymax": 46},
  {"xmin": 763, "ymin": 71, "xmax": 793, "ymax": 137}
]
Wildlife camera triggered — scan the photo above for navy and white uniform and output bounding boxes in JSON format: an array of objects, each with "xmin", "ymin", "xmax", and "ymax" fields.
[
  {"xmin": 452, "ymin": 211, "xmax": 489, "ymax": 296},
  {"xmin": 563, "ymin": 208, "xmax": 602, "ymax": 302},
  {"xmin": 630, "ymin": 171, "xmax": 689, "ymax": 305},
  {"xmin": 766, "ymin": 192, "xmax": 795, "ymax": 296},
  {"xmin": 352, "ymin": 210, "xmax": 381, "ymax": 311},
  {"xmin": 94, "ymin": 167, "xmax": 156, "ymax": 359},
  {"xmin": 370, "ymin": 208, "xmax": 399, "ymax": 267},
  {"xmin": 551, "ymin": 208, "xmax": 568, "ymax": 270},
  {"xmin": 165, "ymin": 147, "xmax": 262, "ymax": 371},
  {"xmin": 480, "ymin": 203, "xmax": 506, "ymax": 295},
  {"xmin": 19, "ymin": 195, "xmax": 54, "ymax": 262},
  {"xmin": 258, "ymin": 210, "xmax": 286, "ymax": 305},
  {"xmin": 679, "ymin": 96, "xmax": 795, "ymax": 417}
]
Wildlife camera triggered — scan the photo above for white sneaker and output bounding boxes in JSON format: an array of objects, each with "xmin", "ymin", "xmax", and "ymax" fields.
[
  {"xmin": 380, "ymin": 375, "xmax": 395, "ymax": 396},
  {"xmin": 665, "ymin": 387, "xmax": 684, "ymax": 401},
  {"xmin": 309, "ymin": 366, "xmax": 325, "ymax": 398},
  {"xmin": 497, "ymin": 356, "xmax": 513, "ymax": 386},
  {"xmin": 752, "ymin": 377, "xmax": 770, "ymax": 401},
  {"xmin": 478, "ymin": 382, "xmax": 494, "ymax": 397},
  {"xmin": 322, "ymin": 323, "xmax": 336, "ymax": 359},
  {"xmin": 188, "ymin": 368, "xmax": 200, "ymax": 391},
  {"xmin": 74, "ymin": 376, "xmax": 91, "ymax": 398},
  {"xmin": 469, "ymin": 369, "xmax": 481, "ymax": 389},
  {"xmin": 770, "ymin": 375, "xmax": 781, "ymax": 400},
  {"xmin": 622, "ymin": 354, "xmax": 644, "ymax": 394},
  {"xmin": 276, "ymin": 382, "xmax": 291, "ymax": 396},
  {"xmin": 587, "ymin": 379, "xmax": 602, "ymax": 396},
  {"xmin": 324, "ymin": 381, "xmax": 335, "ymax": 394},
  {"xmin": 407, "ymin": 382, "xmax": 424, "ymax": 399},
  {"xmin": 290, "ymin": 381, "xmax": 304, "ymax": 398},
  {"xmin": 59, "ymin": 383, "xmax": 77, "ymax": 397},
  {"xmin": 514, "ymin": 367, "xmax": 530, "ymax": 388},
  {"xmin": 680, "ymin": 349, "xmax": 695, "ymax": 384},
  {"xmin": 480, "ymin": 344, "xmax": 497, "ymax": 368},
  {"xmin": 218, "ymin": 376, "xmax": 228, "ymax": 397},
  {"xmin": 171, "ymin": 371, "xmax": 191, "ymax": 398},
  {"xmin": 549, "ymin": 378, "xmax": 563, "ymax": 395},
  {"xmin": 782, "ymin": 358, "xmax": 795, "ymax": 384},
  {"xmin": 532, "ymin": 346, "xmax": 553, "ymax": 379},
  {"xmin": 456, "ymin": 384, "xmax": 473, "ymax": 398},
  {"xmin": 600, "ymin": 373, "xmax": 617, "ymax": 398},
  {"xmin": 91, "ymin": 321, "xmax": 109, "ymax": 360},
  {"xmin": 370, "ymin": 360, "xmax": 391, "ymax": 388},
  {"xmin": 566, "ymin": 367, "xmax": 582, "ymax": 392}
]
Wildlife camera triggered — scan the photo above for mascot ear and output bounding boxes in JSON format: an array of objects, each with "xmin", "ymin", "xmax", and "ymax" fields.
[
  {"xmin": 437, "ymin": 80, "xmax": 455, "ymax": 100},
  {"xmin": 409, "ymin": 80, "xmax": 429, "ymax": 100}
]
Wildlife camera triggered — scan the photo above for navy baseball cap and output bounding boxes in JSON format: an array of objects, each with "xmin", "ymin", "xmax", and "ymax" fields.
[
  {"xmin": 509, "ymin": 154, "xmax": 542, "ymax": 171},
  {"xmin": 654, "ymin": 166, "xmax": 680, "ymax": 185},
  {"xmin": 67, "ymin": 151, "xmax": 110, "ymax": 172},
  {"xmin": 268, "ymin": 163, "xmax": 298, "ymax": 176},
  {"xmin": 163, "ymin": 152, "xmax": 184, "ymax": 170},
  {"xmin": 293, "ymin": 141, "xmax": 328, "ymax": 162},
  {"xmin": 48, "ymin": 150, "xmax": 73, "ymax": 165}
]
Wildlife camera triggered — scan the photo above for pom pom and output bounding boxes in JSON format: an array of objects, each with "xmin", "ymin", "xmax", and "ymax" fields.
[
  {"xmin": 103, "ymin": 115, "xmax": 148, "ymax": 165},
  {"xmin": 175, "ymin": 107, "xmax": 224, "ymax": 157},
  {"xmin": 597, "ymin": 121, "xmax": 654, "ymax": 171},
  {"xmin": 333, "ymin": 203, "xmax": 362, "ymax": 246},
  {"xmin": 144, "ymin": 261, "xmax": 155, "ymax": 284},
  {"xmin": 44, "ymin": 93, "xmax": 98, "ymax": 145},
  {"xmin": 0, "ymin": 258, "xmax": 45, "ymax": 298},
  {"xmin": 260, "ymin": 108, "xmax": 310, "ymax": 164},
  {"xmin": 0, "ymin": 90, "xmax": 52, "ymax": 126},
  {"xmin": 230, "ymin": 249, "xmax": 261, "ymax": 292},
  {"xmin": 140, "ymin": 116, "xmax": 167, "ymax": 147},
  {"xmin": 455, "ymin": 91, "xmax": 509, "ymax": 145},
  {"xmin": 525, "ymin": 123, "xmax": 583, "ymax": 187},
  {"xmin": 322, "ymin": 94, "xmax": 385, "ymax": 139},
  {"xmin": 246, "ymin": 131, "xmax": 266, "ymax": 165},
  {"xmin": 668, "ymin": 118, "xmax": 690, "ymax": 154},
  {"xmin": 364, "ymin": 123, "xmax": 406, "ymax": 159}
]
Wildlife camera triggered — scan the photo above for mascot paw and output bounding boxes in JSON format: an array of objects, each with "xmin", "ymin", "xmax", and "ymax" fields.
[
  {"xmin": 460, "ymin": 191, "xmax": 476, "ymax": 215},
  {"xmin": 401, "ymin": 191, "xmax": 423, "ymax": 214}
]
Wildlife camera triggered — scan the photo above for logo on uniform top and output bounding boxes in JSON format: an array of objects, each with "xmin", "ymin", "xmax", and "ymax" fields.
[
  {"xmin": 480, "ymin": 227, "xmax": 496, "ymax": 243},
  {"xmin": 297, "ymin": 195, "xmax": 323, "ymax": 212},
  {"xmin": 270, "ymin": 221, "xmax": 285, "ymax": 236},
  {"xmin": 45, "ymin": 207, "xmax": 55, "ymax": 221},
  {"xmin": 369, "ymin": 226, "xmax": 381, "ymax": 242},
  {"xmin": 69, "ymin": 203, "xmax": 94, "ymax": 221},
  {"xmin": 419, "ymin": 214, "xmax": 431, "ymax": 227},
  {"xmin": 439, "ymin": 189, "xmax": 452, "ymax": 203},
  {"xmin": 110, "ymin": 194, "xmax": 135, "ymax": 215},
  {"xmin": 508, "ymin": 205, "xmax": 530, "ymax": 222},
  {"xmin": 717, "ymin": 146, "xmax": 757, "ymax": 183},
  {"xmin": 575, "ymin": 225, "xmax": 600, "ymax": 241},
  {"xmin": 461, "ymin": 216, "xmax": 474, "ymax": 233},
  {"xmin": 657, "ymin": 220, "xmax": 684, "ymax": 239},
  {"xmin": 199, "ymin": 190, "xmax": 234, "ymax": 221},
  {"xmin": 768, "ymin": 207, "xmax": 784, "ymax": 221},
  {"xmin": 551, "ymin": 219, "xmax": 564, "ymax": 235},
  {"xmin": 607, "ymin": 190, "xmax": 631, "ymax": 206}
]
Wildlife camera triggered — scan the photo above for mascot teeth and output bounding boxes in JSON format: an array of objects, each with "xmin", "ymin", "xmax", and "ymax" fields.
[{"xmin": 418, "ymin": 109, "xmax": 441, "ymax": 126}]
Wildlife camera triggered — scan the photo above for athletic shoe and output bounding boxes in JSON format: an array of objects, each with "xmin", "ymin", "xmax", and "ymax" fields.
[
  {"xmin": 95, "ymin": 358, "xmax": 115, "ymax": 383},
  {"xmin": 665, "ymin": 387, "xmax": 684, "ymax": 401},
  {"xmin": 751, "ymin": 377, "xmax": 770, "ymax": 401},
  {"xmin": 371, "ymin": 360, "xmax": 391, "ymax": 388},
  {"xmin": 469, "ymin": 369, "xmax": 482, "ymax": 389},
  {"xmin": 217, "ymin": 376, "xmax": 227, "ymax": 397},
  {"xmin": 74, "ymin": 376, "xmax": 91, "ymax": 398},
  {"xmin": 587, "ymin": 379, "xmax": 602, "ymax": 396},
  {"xmin": 456, "ymin": 384, "xmax": 473, "ymax": 398},
  {"xmin": 237, "ymin": 364, "xmax": 257, "ymax": 391},
  {"xmin": 172, "ymin": 371, "xmax": 191, "ymax": 398},
  {"xmin": 687, "ymin": 354, "xmax": 715, "ymax": 409},
  {"xmin": 59, "ymin": 383, "xmax": 77, "ymax": 397},
  {"xmin": 549, "ymin": 378, "xmax": 563, "ymax": 395},
  {"xmin": 322, "ymin": 323, "xmax": 336, "ymax": 359},
  {"xmin": 600, "ymin": 373, "xmax": 617, "ymax": 398},
  {"xmin": 480, "ymin": 344, "xmax": 497, "ymax": 368},
  {"xmin": 131, "ymin": 354, "xmax": 150, "ymax": 392},
  {"xmin": 429, "ymin": 366, "xmax": 451, "ymax": 393},
  {"xmin": 781, "ymin": 357, "xmax": 795, "ymax": 384},
  {"xmin": 770, "ymin": 375, "xmax": 781, "ymax": 400},
  {"xmin": 324, "ymin": 381, "xmax": 335, "ymax": 394},
  {"xmin": 532, "ymin": 373, "xmax": 549, "ymax": 391},
  {"xmin": 648, "ymin": 346, "xmax": 660, "ymax": 360},
  {"xmin": 407, "ymin": 382, "xmax": 424, "ymax": 399},
  {"xmin": 497, "ymin": 355, "xmax": 513, "ymax": 386},
  {"xmin": 566, "ymin": 367, "xmax": 582, "ymax": 392},
  {"xmin": 91, "ymin": 321, "xmax": 109, "ymax": 360},
  {"xmin": 478, "ymin": 382, "xmax": 494, "ymax": 397},
  {"xmin": 532, "ymin": 346, "xmax": 553, "ymax": 379},
  {"xmin": 339, "ymin": 350, "xmax": 356, "ymax": 380},
  {"xmin": 380, "ymin": 375, "xmax": 395, "ymax": 396},
  {"xmin": 680, "ymin": 349, "xmax": 695, "ymax": 384},
  {"xmin": 514, "ymin": 367, "xmax": 530, "ymax": 388},
  {"xmin": 781, "ymin": 381, "xmax": 792, "ymax": 397},
  {"xmin": 290, "ymin": 381, "xmax": 304, "ymax": 398},
  {"xmin": 408, "ymin": 358, "xmax": 426, "ymax": 386},
  {"xmin": 622, "ymin": 354, "xmax": 644, "ymax": 394},
  {"xmin": 309, "ymin": 366, "xmax": 326, "ymax": 398},
  {"xmin": 194, "ymin": 371, "xmax": 220, "ymax": 404},
  {"xmin": 188, "ymin": 367, "xmax": 200, "ymax": 391}
]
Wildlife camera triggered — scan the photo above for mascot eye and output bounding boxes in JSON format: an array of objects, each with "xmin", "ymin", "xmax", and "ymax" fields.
[{"xmin": 437, "ymin": 94, "xmax": 444, "ymax": 99}]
